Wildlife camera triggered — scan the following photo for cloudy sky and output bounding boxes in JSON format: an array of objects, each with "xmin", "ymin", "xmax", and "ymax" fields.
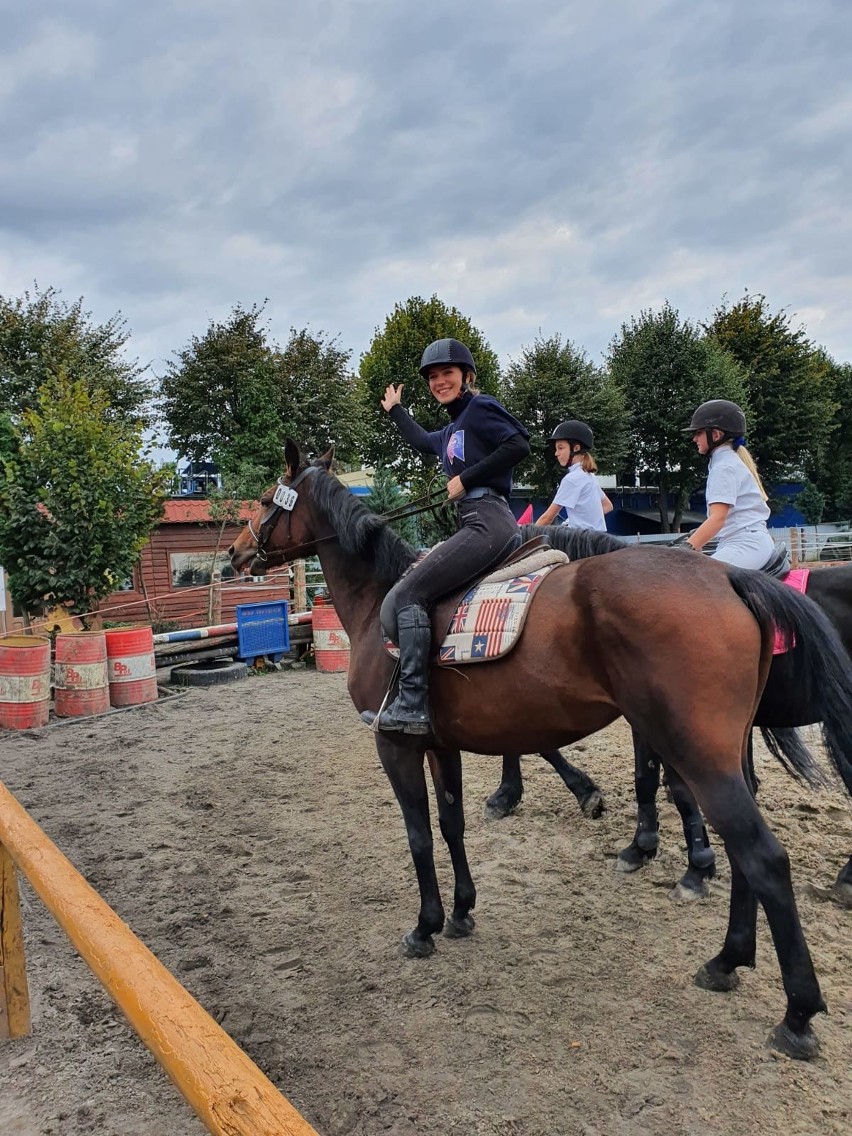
[{"xmin": 3, "ymin": 0, "xmax": 851, "ymax": 402}]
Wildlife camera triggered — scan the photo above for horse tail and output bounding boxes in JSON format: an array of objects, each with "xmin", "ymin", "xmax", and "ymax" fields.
[{"xmin": 728, "ymin": 567, "xmax": 852, "ymax": 792}]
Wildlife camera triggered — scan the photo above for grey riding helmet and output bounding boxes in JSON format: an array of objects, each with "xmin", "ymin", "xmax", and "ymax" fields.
[
  {"xmin": 419, "ymin": 338, "xmax": 476, "ymax": 378},
  {"xmin": 684, "ymin": 400, "xmax": 747, "ymax": 437},
  {"xmin": 549, "ymin": 419, "xmax": 594, "ymax": 452}
]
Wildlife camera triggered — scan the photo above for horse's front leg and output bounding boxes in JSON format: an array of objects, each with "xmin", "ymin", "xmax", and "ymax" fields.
[
  {"xmin": 375, "ymin": 734, "xmax": 444, "ymax": 958},
  {"xmin": 485, "ymin": 753, "xmax": 525, "ymax": 818},
  {"xmin": 617, "ymin": 732, "xmax": 661, "ymax": 872},
  {"xmin": 427, "ymin": 747, "xmax": 476, "ymax": 938}
]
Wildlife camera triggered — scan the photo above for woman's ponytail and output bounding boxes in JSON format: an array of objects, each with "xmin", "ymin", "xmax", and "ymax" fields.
[
  {"xmin": 733, "ymin": 440, "xmax": 768, "ymax": 502},
  {"xmin": 580, "ymin": 452, "xmax": 598, "ymax": 474}
]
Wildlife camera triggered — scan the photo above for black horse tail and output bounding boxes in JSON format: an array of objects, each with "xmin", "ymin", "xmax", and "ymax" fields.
[{"xmin": 728, "ymin": 567, "xmax": 852, "ymax": 792}]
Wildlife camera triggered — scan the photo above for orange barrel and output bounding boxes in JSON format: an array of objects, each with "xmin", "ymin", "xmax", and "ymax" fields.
[
  {"xmin": 0, "ymin": 635, "xmax": 52, "ymax": 729},
  {"xmin": 105, "ymin": 627, "xmax": 158, "ymax": 707},
  {"xmin": 53, "ymin": 632, "xmax": 110, "ymax": 718},
  {"xmin": 311, "ymin": 602, "xmax": 350, "ymax": 673}
]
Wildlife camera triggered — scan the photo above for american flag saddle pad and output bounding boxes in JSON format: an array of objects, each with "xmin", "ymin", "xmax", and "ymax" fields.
[{"xmin": 382, "ymin": 563, "xmax": 561, "ymax": 665}]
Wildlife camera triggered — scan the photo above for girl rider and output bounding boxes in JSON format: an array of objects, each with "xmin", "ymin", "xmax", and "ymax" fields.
[
  {"xmin": 361, "ymin": 338, "xmax": 530, "ymax": 734},
  {"xmin": 535, "ymin": 419, "xmax": 609, "ymax": 532},
  {"xmin": 684, "ymin": 400, "xmax": 775, "ymax": 569}
]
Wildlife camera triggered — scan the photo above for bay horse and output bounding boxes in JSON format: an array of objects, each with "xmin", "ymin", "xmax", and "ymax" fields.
[
  {"xmin": 229, "ymin": 444, "xmax": 852, "ymax": 1059},
  {"xmin": 490, "ymin": 531, "xmax": 852, "ymax": 907}
]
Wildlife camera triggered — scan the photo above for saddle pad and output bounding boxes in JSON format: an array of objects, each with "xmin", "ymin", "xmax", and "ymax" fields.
[
  {"xmin": 772, "ymin": 568, "xmax": 810, "ymax": 655},
  {"xmin": 438, "ymin": 564, "xmax": 561, "ymax": 665}
]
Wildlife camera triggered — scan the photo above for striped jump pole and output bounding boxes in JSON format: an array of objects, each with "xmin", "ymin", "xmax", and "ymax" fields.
[{"xmin": 0, "ymin": 780, "xmax": 320, "ymax": 1136}]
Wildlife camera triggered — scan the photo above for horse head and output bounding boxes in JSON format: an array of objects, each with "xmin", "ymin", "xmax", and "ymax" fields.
[{"xmin": 228, "ymin": 440, "xmax": 334, "ymax": 575}]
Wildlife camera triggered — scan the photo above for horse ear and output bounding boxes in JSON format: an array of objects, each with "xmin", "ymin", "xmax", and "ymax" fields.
[
  {"xmin": 317, "ymin": 446, "xmax": 335, "ymax": 471},
  {"xmin": 283, "ymin": 439, "xmax": 301, "ymax": 478}
]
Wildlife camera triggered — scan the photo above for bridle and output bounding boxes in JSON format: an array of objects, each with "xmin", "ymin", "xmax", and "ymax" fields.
[{"xmin": 245, "ymin": 465, "xmax": 454, "ymax": 568}]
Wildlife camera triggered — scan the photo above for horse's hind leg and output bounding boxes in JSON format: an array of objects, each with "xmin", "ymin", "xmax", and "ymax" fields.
[
  {"xmin": 617, "ymin": 733, "xmax": 661, "ymax": 872},
  {"xmin": 693, "ymin": 772, "xmax": 826, "ymax": 1059},
  {"xmin": 375, "ymin": 734, "xmax": 444, "ymax": 958},
  {"xmin": 834, "ymin": 855, "xmax": 852, "ymax": 908},
  {"xmin": 428, "ymin": 747, "xmax": 476, "ymax": 938},
  {"xmin": 486, "ymin": 751, "xmax": 605, "ymax": 820},
  {"xmin": 665, "ymin": 766, "xmax": 716, "ymax": 901},
  {"xmin": 485, "ymin": 754, "xmax": 525, "ymax": 818}
]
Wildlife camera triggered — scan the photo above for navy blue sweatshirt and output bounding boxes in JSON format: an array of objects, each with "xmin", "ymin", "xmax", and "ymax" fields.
[{"xmin": 388, "ymin": 389, "xmax": 529, "ymax": 498}]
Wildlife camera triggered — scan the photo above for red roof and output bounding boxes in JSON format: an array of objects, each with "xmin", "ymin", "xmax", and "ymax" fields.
[{"xmin": 161, "ymin": 499, "xmax": 256, "ymax": 524}]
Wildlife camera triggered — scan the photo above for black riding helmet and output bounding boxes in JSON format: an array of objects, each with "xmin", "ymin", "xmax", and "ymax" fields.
[
  {"xmin": 550, "ymin": 419, "xmax": 594, "ymax": 452},
  {"xmin": 419, "ymin": 338, "xmax": 476, "ymax": 378},
  {"xmin": 684, "ymin": 400, "xmax": 747, "ymax": 437}
]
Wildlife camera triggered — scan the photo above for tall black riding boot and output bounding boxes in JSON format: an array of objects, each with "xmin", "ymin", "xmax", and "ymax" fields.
[{"xmin": 374, "ymin": 605, "xmax": 431, "ymax": 734}]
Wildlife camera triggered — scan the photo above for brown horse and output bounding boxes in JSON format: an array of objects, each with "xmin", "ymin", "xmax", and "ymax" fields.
[{"xmin": 229, "ymin": 444, "xmax": 852, "ymax": 1060}]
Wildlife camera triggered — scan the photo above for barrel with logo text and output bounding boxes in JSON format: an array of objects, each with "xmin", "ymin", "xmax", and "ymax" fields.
[
  {"xmin": 0, "ymin": 635, "xmax": 52, "ymax": 729},
  {"xmin": 105, "ymin": 627, "xmax": 158, "ymax": 707},
  {"xmin": 54, "ymin": 632, "xmax": 110, "ymax": 718},
  {"xmin": 311, "ymin": 599, "xmax": 350, "ymax": 673}
]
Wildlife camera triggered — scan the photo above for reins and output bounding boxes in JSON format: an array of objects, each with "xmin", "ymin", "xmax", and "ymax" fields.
[{"xmin": 249, "ymin": 468, "xmax": 452, "ymax": 566}]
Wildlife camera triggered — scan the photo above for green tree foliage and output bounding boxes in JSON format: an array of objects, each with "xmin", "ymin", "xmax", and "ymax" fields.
[
  {"xmin": 357, "ymin": 295, "xmax": 501, "ymax": 492},
  {"xmin": 501, "ymin": 333, "xmax": 630, "ymax": 500},
  {"xmin": 706, "ymin": 294, "xmax": 837, "ymax": 487},
  {"xmin": 160, "ymin": 304, "xmax": 282, "ymax": 481},
  {"xmin": 0, "ymin": 286, "xmax": 152, "ymax": 425},
  {"xmin": 608, "ymin": 302, "xmax": 748, "ymax": 531},
  {"xmin": 363, "ymin": 466, "xmax": 417, "ymax": 545},
  {"xmin": 795, "ymin": 481, "xmax": 826, "ymax": 524},
  {"xmin": 0, "ymin": 378, "xmax": 170, "ymax": 620},
  {"xmin": 160, "ymin": 305, "xmax": 359, "ymax": 484},
  {"xmin": 813, "ymin": 358, "xmax": 852, "ymax": 518}
]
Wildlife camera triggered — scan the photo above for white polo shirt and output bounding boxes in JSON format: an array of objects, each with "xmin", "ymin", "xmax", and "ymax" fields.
[
  {"xmin": 706, "ymin": 446, "xmax": 770, "ymax": 540},
  {"xmin": 554, "ymin": 464, "xmax": 607, "ymax": 531}
]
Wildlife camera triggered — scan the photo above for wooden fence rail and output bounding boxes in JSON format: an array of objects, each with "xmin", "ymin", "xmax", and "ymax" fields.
[{"xmin": 0, "ymin": 779, "xmax": 320, "ymax": 1136}]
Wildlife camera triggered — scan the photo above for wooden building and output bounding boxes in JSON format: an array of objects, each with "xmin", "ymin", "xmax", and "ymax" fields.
[{"xmin": 95, "ymin": 499, "xmax": 290, "ymax": 629}]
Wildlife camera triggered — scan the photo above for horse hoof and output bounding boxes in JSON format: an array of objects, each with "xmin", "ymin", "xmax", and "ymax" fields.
[
  {"xmin": 694, "ymin": 963, "xmax": 740, "ymax": 993},
  {"xmin": 580, "ymin": 791, "xmax": 605, "ymax": 819},
  {"xmin": 669, "ymin": 879, "xmax": 710, "ymax": 902},
  {"xmin": 484, "ymin": 795, "xmax": 518, "ymax": 820},
  {"xmin": 400, "ymin": 932, "xmax": 435, "ymax": 959},
  {"xmin": 615, "ymin": 843, "xmax": 652, "ymax": 873},
  {"xmin": 444, "ymin": 913, "xmax": 476, "ymax": 939},
  {"xmin": 832, "ymin": 879, "xmax": 852, "ymax": 909},
  {"xmin": 768, "ymin": 1021, "xmax": 820, "ymax": 1061}
]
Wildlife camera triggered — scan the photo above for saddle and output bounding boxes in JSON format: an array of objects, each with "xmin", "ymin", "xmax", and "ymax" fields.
[{"xmin": 385, "ymin": 535, "xmax": 569, "ymax": 666}]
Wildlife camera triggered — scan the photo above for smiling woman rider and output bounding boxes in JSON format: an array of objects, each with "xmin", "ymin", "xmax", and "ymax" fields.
[{"xmin": 361, "ymin": 337, "xmax": 530, "ymax": 734}]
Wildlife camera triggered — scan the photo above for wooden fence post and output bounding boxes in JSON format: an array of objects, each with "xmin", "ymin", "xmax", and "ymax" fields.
[
  {"xmin": 0, "ymin": 842, "xmax": 31, "ymax": 1038},
  {"xmin": 293, "ymin": 561, "xmax": 307, "ymax": 612}
]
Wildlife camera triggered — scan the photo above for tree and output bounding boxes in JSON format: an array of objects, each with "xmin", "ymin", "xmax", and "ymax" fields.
[
  {"xmin": 809, "ymin": 358, "xmax": 852, "ymax": 520},
  {"xmin": 160, "ymin": 303, "xmax": 283, "ymax": 482},
  {"xmin": 357, "ymin": 295, "xmax": 501, "ymax": 492},
  {"xmin": 0, "ymin": 377, "xmax": 170, "ymax": 620},
  {"xmin": 501, "ymin": 333, "xmax": 630, "ymax": 500},
  {"xmin": 275, "ymin": 328, "xmax": 362, "ymax": 466},
  {"xmin": 608, "ymin": 302, "xmax": 748, "ymax": 531},
  {"xmin": 0, "ymin": 285, "xmax": 152, "ymax": 425},
  {"xmin": 706, "ymin": 294, "xmax": 838, "ymax": 487},
  {"xmin": 363, "ymin": 466, "xmax": 418, "ymax": 545},
  {"xmin": 160, "ymin": 306, "xmax": 360, "ymax": 484}
]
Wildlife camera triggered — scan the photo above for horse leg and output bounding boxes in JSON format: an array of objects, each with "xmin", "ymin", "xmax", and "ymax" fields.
[
  {"xmin": 540, "ymin": 750, "xmax": 606, "ymax": 818},
  {"xmin": 665, "ymin": 765, "xmax": 717, "ymax": 901},
  {"xmin": 616, "ymin": 731, "xmax": 661, "ymax": 873},
  {"xmin": 833, "ymin": 855, "xmax": 852, "ymax": 908},
  {"xmin": 427, "ymin": 748, "xmax": 476, "ymax": 938},
  {"xmin": 485, "ymin": 754, "xmax": 525, "ymax": 819},
  {"xmin": 692, "ymin": 772, "xmax": 826, "ymax": 1059},
  {"xmin": 374, "ymin": 734, "xmax": 444, "ymax": 958}
]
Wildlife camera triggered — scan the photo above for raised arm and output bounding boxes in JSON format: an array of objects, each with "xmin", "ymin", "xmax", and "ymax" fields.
[{"xmin": 383, "ymin": 384, "xmax": 443, "ymax": 456}]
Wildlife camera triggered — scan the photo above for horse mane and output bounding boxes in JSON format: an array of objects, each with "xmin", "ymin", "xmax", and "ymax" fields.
[
  {"xmin": 521, "ymin": 524, "xmax": 628, "ymax": 560},
  {"xmin": 308, "ymin": 463, "xmax": 417, "ymax": 583}
]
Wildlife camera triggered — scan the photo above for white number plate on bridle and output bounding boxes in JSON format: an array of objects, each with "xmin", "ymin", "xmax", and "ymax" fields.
[{"xmin": 273, "ymin": 484, "xmax": 299, "ymax": 511}]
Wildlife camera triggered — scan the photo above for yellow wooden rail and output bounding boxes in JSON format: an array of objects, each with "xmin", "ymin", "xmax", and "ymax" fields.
[{"xmin": 0, "ymin": 780, "xmax": 320, "ymax": 1136}]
